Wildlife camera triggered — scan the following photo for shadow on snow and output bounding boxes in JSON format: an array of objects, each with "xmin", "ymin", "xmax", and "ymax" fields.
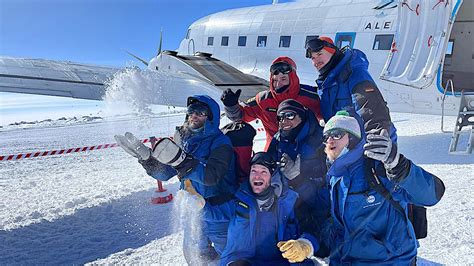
[{"xmin": 0, "ymin": 185, "xmax": 178, "ymax": 264}]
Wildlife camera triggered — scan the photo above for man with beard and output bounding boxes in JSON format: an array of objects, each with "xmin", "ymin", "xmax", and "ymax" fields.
[
  {"xmin": 219, "ymin": 152, "xmax": 317, "ymax": 265},
  {"xmin": 322, "ymin": 111, "xmax": 445, "ymax": 264},
  {"xmin": 115, "ymin": 95, "xmax": 238, "ymax": 265},
  {"xmin": 267, "ymin": 99, "xmax": 331, "ymax": 259},
  {"xmin": 221, "ymin": 56, "xmax": 323, "ymax": 150}
]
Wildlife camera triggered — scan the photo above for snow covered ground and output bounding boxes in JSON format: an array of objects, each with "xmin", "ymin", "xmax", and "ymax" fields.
[{"xmin": 0, "ymin": 112, "xmax": 472, "ymax": 265}]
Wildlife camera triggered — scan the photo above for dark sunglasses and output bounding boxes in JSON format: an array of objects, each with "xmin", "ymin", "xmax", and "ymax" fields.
[
  {"xmin": 322, "ymin": 129, "xmax": 347, "ymax": 143},
  {"xmin": 277, "ymin": 111, "xmax": 297, "ymax": 122},
  {"xmin": 187, "ymin": 105, "xmax": 209, "ymax": 117},
  {"xmin": 270, "ymin": 62, "xmax": 293, "ymax": 75},
  {"xmin": 305, "ymin": 38, "xmax": 337, "ymax": 58}
]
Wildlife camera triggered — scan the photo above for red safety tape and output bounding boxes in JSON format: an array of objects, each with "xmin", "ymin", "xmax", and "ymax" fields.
[
  {"xmin": 1, "ymin": 127, "xmax": 267, "ymax": 161},
  {"xmin": 0, "ymin": 139, "xmax": 148, "ymax": 161}
]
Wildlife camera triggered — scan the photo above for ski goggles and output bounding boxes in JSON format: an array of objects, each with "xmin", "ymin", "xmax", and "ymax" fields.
[
  {"xmin": 270, "ymin": 62, "xmax": 293, "ymax": 75},
  {"xmin": 277, "ymin": 111, "xmax": 297, "ymax": 122},
  {"xmin": 322, "ymin": 129, "xmax": 348, "ymax": 143},
  {"xmin": 305, "ymin": 38, "xmax": 337, "ymax": 58},
  {"xmin": 250, "ymin": 152, "xmax": 276, "ymax": 173},
  {"xmin": 187, "ymin": 103, "xmax": 209, "ymax": 117}
]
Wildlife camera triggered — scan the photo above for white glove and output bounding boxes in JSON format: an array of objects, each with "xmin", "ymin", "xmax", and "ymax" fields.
[
  {"xmin": 152, "ymin": 137, "xmax": 187, "ymax": 167},
  {"xmin": 114, "ymin": 132, "xmax": 151, "ymax": 160},
  {"xmin": 280, "ymin": 153, "xmax": 301, "ymax": 180},
  {"xmin": 364, "ymin": 128, "xmax": 400, "ymax": 169}
]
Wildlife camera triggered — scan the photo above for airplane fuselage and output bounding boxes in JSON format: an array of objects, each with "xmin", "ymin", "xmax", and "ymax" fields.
[{"xmin": 175, "ymin": 0, "xmax": 472, "ymax": 116}]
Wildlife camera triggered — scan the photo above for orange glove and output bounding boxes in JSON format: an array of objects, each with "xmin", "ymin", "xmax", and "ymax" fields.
[
  {"xmin": 277, "ymin": 239, "xmax": 313, "ymax": 263},
  {"xmin": 183, "ymin": 179, "xmax": 205, "ymax": 208}
]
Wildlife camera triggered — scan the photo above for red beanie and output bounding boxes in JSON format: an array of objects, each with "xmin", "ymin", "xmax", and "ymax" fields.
[{"xmin": 319, "ymin": 37, "xmax": 336, "ymax": 55}]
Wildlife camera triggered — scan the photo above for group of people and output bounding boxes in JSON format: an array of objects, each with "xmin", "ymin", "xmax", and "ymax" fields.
[{"xmin": 115, "ymin": 37, "xmax": 445, "ymax": 265}]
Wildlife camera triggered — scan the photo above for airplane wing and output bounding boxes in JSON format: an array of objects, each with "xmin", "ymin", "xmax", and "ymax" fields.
[
  {"xmin": 0, "ymin": 57, "xmax": 119, "ymax": 100},
  {"xmin": 0, "ymin": 53, "xmax": 268, "ymax": 108}
]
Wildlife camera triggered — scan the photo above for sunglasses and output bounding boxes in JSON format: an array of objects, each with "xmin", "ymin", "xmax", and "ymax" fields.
[
  {"xmin": 187, "ymin": 105, "xmax": 209, "ymax": 117},
  {"xmin": 270, "ymin": 62, "xmax": 293, "ymax": 75},
  {"xmin": 277, "ymin": 111, "xmax": 297, "ymax": 122},
  {"xmin": 322, "ymin": 129, "xmax": 347, "ymax": 143}
]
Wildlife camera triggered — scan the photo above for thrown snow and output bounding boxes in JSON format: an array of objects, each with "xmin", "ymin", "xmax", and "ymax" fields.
[{"xmin": 0, "ymin": 112, "xmax": 472, "ymax": 264}]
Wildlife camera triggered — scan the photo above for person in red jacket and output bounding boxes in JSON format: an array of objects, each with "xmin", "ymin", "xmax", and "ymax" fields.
[{"xmin": 221, "ymin": 56, "xmax": 323, "ymax": 150}]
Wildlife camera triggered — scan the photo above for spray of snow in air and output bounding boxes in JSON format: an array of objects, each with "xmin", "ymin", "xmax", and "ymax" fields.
[{"xmin": 172, "ymin": 189, "xmax": 207, "ymax": 264}]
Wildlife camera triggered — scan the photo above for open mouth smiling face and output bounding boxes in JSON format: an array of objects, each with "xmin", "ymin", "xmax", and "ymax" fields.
[{"xmin": 249, "ymin": 164, "xmax": 271, "ymax": 194}]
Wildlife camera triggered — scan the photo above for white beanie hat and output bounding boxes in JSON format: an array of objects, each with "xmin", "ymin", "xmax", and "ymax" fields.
[{"xmin": 323, "ymin": 110, "xmax": 361, "ymax": 139}]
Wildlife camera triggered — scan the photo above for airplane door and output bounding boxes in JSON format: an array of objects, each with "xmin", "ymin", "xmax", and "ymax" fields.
[{"xmin": 380, "ymin": 0, "xmax": 463, "ymax": 89}]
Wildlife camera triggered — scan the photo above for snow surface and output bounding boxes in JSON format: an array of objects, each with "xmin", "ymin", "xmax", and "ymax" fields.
[{"xmin": 0, "ymin": 112, "xmax": 472, "ymax": 265}]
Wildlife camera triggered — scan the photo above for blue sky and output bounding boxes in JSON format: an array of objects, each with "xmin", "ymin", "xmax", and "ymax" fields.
[
  {"xmin": 0, "ymin": 0, "xmax": 293, "ymax": 66},
  {"xmin": 0, "ymin": 0, "xmax": 293, "ymax": 125}
]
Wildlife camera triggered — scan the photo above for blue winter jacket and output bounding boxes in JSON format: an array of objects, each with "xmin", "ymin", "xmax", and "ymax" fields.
[
  {"xmin": 149, "ymin": 95, "xmax": 238, "ymax": 200},
  {"xmin": 316, "ymin": 48, "xmax": 396, "ymax": 141},
  {"xmin": 147, "ymin": 95, "xmax": 238, "ymax": 255},
  {"xmin": 268, "ymin": 110, "xmax": 331, "ymax": 256},
  {"xmin": 220, "ymin": 181, "xmax": 315, "ymax": 266},
  {"xmin": 327, "ymin": 140, "xmax": 444, "ymax": 265}
]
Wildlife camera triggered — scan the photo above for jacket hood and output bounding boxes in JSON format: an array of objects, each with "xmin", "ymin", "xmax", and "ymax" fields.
[
  {"xmin": 269, "ymin": 56, "xmax": 301, "ymax": 102},
  {"xmin": 322, "ymin": 48, "xmax": 369, "ymax": 87},
  {"xmin": 187, "ymin": 95, "xmax": 221, "ymax": 134}
]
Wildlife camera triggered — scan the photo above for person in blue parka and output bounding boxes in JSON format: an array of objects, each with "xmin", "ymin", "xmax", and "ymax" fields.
[
  {"xmin": 322, "ymin": 111, "xmax": 445, "ymax": 265},
  {"xmin": 115, "ymin": 95, "xmax": 238, "ymax": 264},
  {"xmin": 267, "ymin": 99, "xmax": 331, "ymax": 258},
  {"xmin": 219, "ymin": 152, "xmax": 318, "ymax": 266},
  {"xmin": 305, "ymin": 36, "xmax": 396, "ymax": 141}
]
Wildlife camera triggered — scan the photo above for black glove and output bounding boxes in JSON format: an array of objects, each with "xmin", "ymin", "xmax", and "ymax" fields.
[
  {"xmin": 221, "ymin": 88, "xmax": 242, "ymax": 107},
  {"xmin": 385, "ymin": 154, "xmax": 411, "ymax": 182},
  {"xmin": 174, "ymin": 155, "xmax": 199, "ymax": 177}
]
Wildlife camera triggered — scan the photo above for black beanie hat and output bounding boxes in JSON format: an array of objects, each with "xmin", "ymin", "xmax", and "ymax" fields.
[
  {"xmin": 250, "ymin": 152, "xmax": 276, "ymax": 175},
  {"xmin": 277, "ymin": 99, "xmax": 307, "ymax": 120}
]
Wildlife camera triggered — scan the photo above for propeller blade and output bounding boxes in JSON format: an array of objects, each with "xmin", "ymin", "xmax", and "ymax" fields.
[
  {"xmin": 124, "ymin": 50, "xmax": 149, "ymax": 66},
  {"xmin": 157, "ymin": 28, "xmax": 163, "ymax": 56}
]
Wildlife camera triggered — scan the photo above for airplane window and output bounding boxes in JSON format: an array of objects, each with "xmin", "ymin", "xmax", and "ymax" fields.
[
  {"xmin": 208, "ymin": 37, "xmax": 214, "ymax": 46},
  {"xmin": 279, "ymin": 36, "xmax": 291, "ymax": 48},
  {"xmin": 305, "ymin": 35, "xmax": 319, "ymax": 47},
  {"xmin": 221, "ymin": 36, "xmax": 229, "ymax": 46},
  {"xmin": 446, "ymin": 40, "xmax": 454, "ymax": 57},
  {"xmin": 372, "ymin": 34, "xmax": 394, "ymax": 50},
  {"xmin": 186, "ymin": 29, "xmax": 191, "ymax": 39},
  {"xmin": 257, "ymin": 36, "xmax": 267, "ymax": 47},
  {"xmin": 335, "ymin": 33, "xmax": 355, "ymax": 49},
  {"xmin": 238, "ymin": 36, "xmax": 247, "ymax": 47}
]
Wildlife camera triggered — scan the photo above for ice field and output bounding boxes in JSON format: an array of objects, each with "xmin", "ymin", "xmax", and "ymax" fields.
[{"xmin": 0, "ymin": 111, "xmax": 473, "ymax": 265}]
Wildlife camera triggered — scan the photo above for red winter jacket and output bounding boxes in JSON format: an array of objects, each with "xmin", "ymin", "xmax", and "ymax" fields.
[{"xmin": 239, "ymin": 57, "xmax": 322, "ymax": 150}]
